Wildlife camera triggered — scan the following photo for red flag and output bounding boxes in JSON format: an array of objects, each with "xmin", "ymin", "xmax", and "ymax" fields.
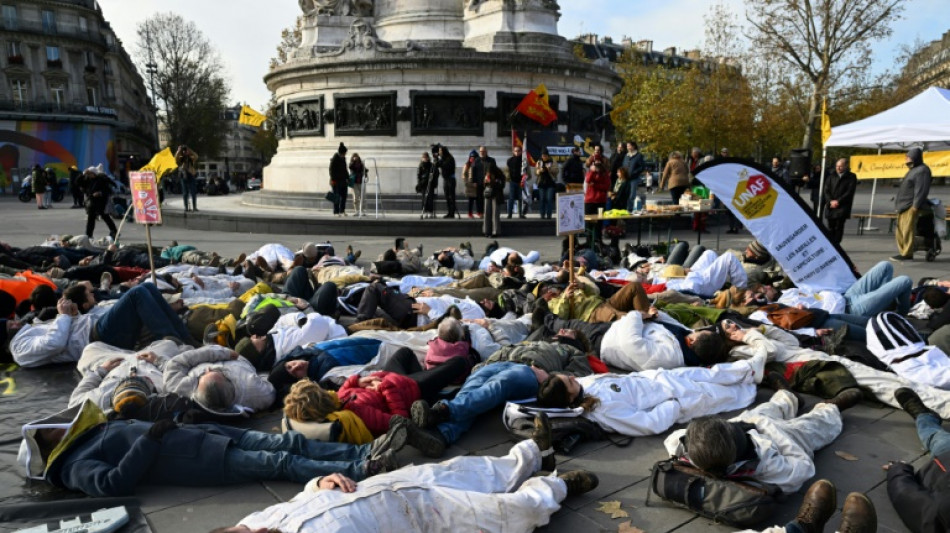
[
  {"xmin": 515, "ymin": 83, "xmax": 558, "ymax": 126},
  {"xmin": 511, "ymin": 131, "xmax": 536, "ymax": 167}
]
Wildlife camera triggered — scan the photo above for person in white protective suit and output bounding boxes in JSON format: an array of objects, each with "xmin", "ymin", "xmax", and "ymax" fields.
[
  {"xmin": 658, "ymin": 249, "xmax": 748, "ymax": 297},
  {"xmin": 68, "ymin": 339, "xmax": 187, "ymax": 409},
  {"xmin": 736, "ymin": 478, "xmax": 877, "ymax": 533},
  {"xmin": 725, "ymin": 320, "xmax": 950, "ymax": 419},
  {"xmin": 163, "ymin": 344, "xmax": 275, "ymax": 415},
  {"xmin": 866, "ymin": 311, "xmax": 950, "ymax": 390},
  {"xmin": 209, "ymin": 418, "xmax": 600, "ymax": 533},
  {"xmin": 666, "ymin": 389, "xmax": 845, "ymax": 493},
  {"xmin": 535, "ymin": 360, "xmax": 758, "ymax": 437},
  {"xmin": 598, "ymin": 307, "xmax": 729, "ymax": 371}
]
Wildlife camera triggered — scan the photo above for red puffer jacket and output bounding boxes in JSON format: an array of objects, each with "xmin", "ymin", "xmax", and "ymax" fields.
[
  {"xmin": 584, "ymin": 168, "xmax": 611, "ymax": 204},
  {"xmin": 337, "ymin": 371, "xmax": 421, "ymax": 436}
]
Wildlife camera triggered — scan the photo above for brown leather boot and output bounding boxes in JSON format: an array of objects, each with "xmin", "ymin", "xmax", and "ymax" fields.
[
  {"xmin": 839, "ymin": 492, "xmax": 876, "ymax": 533},
  {"xmin": 794, "ymin": 479, "xmax": 836, "ymax": 533},
  {"xmin": 823, "ymin": 388, "xmax": 864, "ymax": 411}
]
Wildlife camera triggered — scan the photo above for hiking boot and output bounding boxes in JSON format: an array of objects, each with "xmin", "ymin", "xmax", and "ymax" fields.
[
  {"xmin": 393, "ymin": 415, "xmax": 446, "ymax": 458},
  {"xmin": 794, "ymin": 479, "xmax": 836, "ymax": 533},
  {"xmin": 363, "ymin": 450, "xmax": 398, "ymax": 477},
  {"xmin": 762, "ymin": 370, "xmax": 791, "ymax": 391},
  {"xmin": 242, "ymin": 262, "xmax": 261, "ymax": 281},
  {"xmin": 208, "ymin": 253, "xmax": 221, "ymax": 268},
  {"xmin": 255, "ymin": 256, "xmax": 270, "ymax": 271},
  {"xmin": 411, "ymin": 399, "xmax": 450, "ymax": 429},
  {"xmin": 99, "ymin": 271, "xmax": 113, "ymax": 291},
  {"xmin": 823, "ymin": 388, "xmax": 864, "ymax": 411},
  {"xmin": 839, "ymin": 492, "xmax": 876, "ymax": 533},
  {"xmin": 558, "ymin": 470, "xmax": 599, "ymax": 497},
  {"xmin": 531, "ymin": 413, "xmax": 556, "ymax": 471},
  {"xmin": 368, "ymin": 416, "xmax": 408, "ymax": 459},
  {"xmin": 889, "ymin": 254, "xmax": 912, "ymax": 262},
  {"xmin": 895, "ymin": 387, "xmax": 938, "ymax": 420}
]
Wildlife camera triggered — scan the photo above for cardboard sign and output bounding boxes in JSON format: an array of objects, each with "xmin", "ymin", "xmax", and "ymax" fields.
[
  {"xmin": 129, "ymin": 171, "xmax": 162, "ymax": 225},
  {"xmin": 556, "ymin": 193, "xmax": 585, "ymax": 235}
]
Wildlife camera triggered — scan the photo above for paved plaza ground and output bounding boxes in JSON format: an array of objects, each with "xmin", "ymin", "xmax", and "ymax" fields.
[{"xmin": 0, "ymin": 182, "xmax": 946, "ymax": 532}]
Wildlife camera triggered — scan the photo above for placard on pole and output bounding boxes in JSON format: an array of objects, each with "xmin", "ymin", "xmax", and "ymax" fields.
[
  {"xmin": 556, "ymin": 192, "xmax": 585, "ymax": 294},
  {"xmin": 129, "ymin": 171, "xmax": 162, "ymax": 285}
]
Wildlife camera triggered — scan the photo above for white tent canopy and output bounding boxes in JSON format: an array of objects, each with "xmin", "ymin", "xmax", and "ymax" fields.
[{"xmin": 825, "ymin": 87, "xmax": 950, "ymax": 151}]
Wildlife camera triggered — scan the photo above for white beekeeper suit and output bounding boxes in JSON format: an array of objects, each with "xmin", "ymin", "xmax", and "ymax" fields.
[
  {"xmin": 599, "ymin": 311, "xmax": 685, "ymax": 371},
  {"xmin": 163, "ymin": 345, "xmax": 275, "ymax": 412},
  {"xmin": 235, "ymin": 440, "xmax": 566, "ymax": 533},
  {"xmin": 69, "ymin": 339, "xmax": 187, "ymax": 409},
  {"xmin": 576, "ymin": 360, "xmax": 758, "ymax": 436},
  {"xmin": 866, "ymin": 311, "xmax": 950, "ymax": 390},
  {"xmin": 663, "ymin": 250, "xmax": 748, "ymax": 296},
  {"xmin": 269, "ymin": 311, "xmax": 347, "ymax": 358},
  {"xmin": 665, "ymin": 390, "xmax": 843, "ymax": 493}
]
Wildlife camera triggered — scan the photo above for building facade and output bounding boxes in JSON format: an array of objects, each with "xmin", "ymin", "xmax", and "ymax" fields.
[
  {"xmin": 903, "ymin": 30, "xmax": 950, "ymax": 93},
  {"xmin": 0, "ymin": 0, "xmax": 155, "ymax": 191}
]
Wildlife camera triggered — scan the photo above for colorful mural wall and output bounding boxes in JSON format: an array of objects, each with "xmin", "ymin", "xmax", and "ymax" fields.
[{"xmin": 0, "ymin": 121, "xmax": 116, "ymax": 187}]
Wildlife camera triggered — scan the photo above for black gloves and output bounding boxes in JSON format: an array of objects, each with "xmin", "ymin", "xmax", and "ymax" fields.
[{"xmin": 147, "ymin": 418, "xmax": 179, "ymax": 441}]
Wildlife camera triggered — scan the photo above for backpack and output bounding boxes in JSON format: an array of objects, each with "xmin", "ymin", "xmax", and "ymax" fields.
[
  {"xmin": 502, "ymin": 401, "xmax": 631, "ymax": 454},
  {"xmin": 647, "ymin": 458, "xmax": 782, "ymax": 528}
]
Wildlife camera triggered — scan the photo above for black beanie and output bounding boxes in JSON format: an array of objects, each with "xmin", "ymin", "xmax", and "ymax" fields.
[
  {"xmin": 339, "ymin": 142, "xmax": 347, "ymax": 154},
  {"xmin": 268, "ymin": 362, "xmax": 296, "ymax": 391}
]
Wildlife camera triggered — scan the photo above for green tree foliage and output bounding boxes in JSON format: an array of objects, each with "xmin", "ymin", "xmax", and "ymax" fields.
[{"xmin": 136, "ymin": 13, "xmax": 230, "ymax": 158}]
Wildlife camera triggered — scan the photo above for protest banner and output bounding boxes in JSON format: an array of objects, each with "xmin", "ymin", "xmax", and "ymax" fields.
[{"xmin": 695, "ymin": 160, "xmax": 857, "ymax": 293}]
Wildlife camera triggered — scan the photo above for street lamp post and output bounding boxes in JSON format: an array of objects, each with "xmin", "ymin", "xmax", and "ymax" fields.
[{"xmin": 145, "ymin": 26, "xmax": 160, "ymax": 152}]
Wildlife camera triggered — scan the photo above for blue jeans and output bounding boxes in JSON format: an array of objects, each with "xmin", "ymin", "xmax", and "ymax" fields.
[
  {"xmin": 916, "ymin": 413, "xmax": 950, "ymax": 458},
  {"xmin": 220, "ymin": 429, "xmax": 371, "ymax": 484},
  {"xmin": 507, "ymin": 181, "xmax": 522, "ymax": 216},
  {"xmin": 539, "ymin": 187, "xmax": 555, "ymax": 218},
  {"xmin": 95, "ymin": 284, "xmax": 191, "ymax": 349},
  {"xmin": 844, "ymin": 261, "xmax": 912, "ymax": 317},
  {"xmin": 819, "ymin": 313, "xmax": 869, "ymax": 342},
  {"xmin": 182, "ymin": 178, "xmax": 197, "ymax": 210},
  {"xmin": 437, "ymin": 362, "xmax": 538, "ymax": 443}
]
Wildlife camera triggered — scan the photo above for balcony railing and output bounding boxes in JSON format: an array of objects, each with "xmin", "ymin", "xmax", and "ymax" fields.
[
  {"xmin": 0, "ymin": 99, "xmax": 118, "ymax": 119},
  {"xmin": 3, "ymin": 18, "xmax": 108, "ymax": 47}
]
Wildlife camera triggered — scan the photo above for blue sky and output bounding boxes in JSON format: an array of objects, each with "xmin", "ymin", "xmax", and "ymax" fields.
[{"xmin": 98, "ymin": 0, "xmax": 946, "ymax": 110}]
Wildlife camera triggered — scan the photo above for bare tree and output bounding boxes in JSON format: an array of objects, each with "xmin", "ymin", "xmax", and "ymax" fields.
[
  {"xmin": 136, "ymin": 12, "xmax": 230, "ymax": 157},
  {"xmin": 746, "ymin": 0, "xmax": 905, "ymax": 149}
]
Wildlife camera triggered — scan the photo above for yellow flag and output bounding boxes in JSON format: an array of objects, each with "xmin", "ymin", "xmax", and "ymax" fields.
[
  {"xmin": 820, "ymin": 98, "xmax": 832, "ymax": 145},
  {"xmin": 140, "ymin": 147, "xmax": 178, "ymax": 182},
  {"xmin": 239, "ymin": 105, "xmax": 266, "ymax": 127}
]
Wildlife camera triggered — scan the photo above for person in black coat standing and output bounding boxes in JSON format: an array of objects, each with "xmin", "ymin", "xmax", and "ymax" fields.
[
  {"xmin": 82, "ymin": 169, "xmax": 118, "ymax": 239},
  {"xmin": 823, "ymin": 158, "xmax": 857, "ymax": 245},
  {"xmin": 470, "ymin": 146, "xmax": 495, "ymax": 218},
  {"xmin": 329, "ymin": 143, "xmax": 349, "ymax": 216}
]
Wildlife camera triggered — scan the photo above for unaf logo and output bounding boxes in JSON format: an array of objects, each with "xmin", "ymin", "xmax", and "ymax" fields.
[{"xmin": 731, "ymin": 170, "xmax": 777, "ymax": 220}]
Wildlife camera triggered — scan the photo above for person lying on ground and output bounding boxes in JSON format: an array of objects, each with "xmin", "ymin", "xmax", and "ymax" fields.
[
  {"xmin": 10, "ymin": 283, "xmax": 195, "ymax": 367},
  {"xmin": 886, "ymin": 387, "xmax": 950, "ymax": 533},
  {"xmin": 536, "ymin": 359, "xmax": 757, "ymax": 437},
  {"xmin": 18, "ymin": 401, "xmax": 410, "ymax": 497},
  {"xmin": 162, "ymin": 344, "xmax": 275, "ymax": 415},
  {"xmin": 775, "ymin": 260, "xmax": 911, "ymax": 318},
  {"xmin": 233, "ymin": 305, "xmax": 347, "ymax": 371},
  {"xmin": 667, "ymin": 389, "xmax": 850, "ymax": 493},
  {"xmin": 211, "ymin": 419, "xmax": 600, "ymax": 533},
  {"xmin": 735, "ymin": 478, "xmax": 876, "ymax": 533},
  {"xmin": 68, "ymin": 339, "xmax": 185, "ymax": 409}
]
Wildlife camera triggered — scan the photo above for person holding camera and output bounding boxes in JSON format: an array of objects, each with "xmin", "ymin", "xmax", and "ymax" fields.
[{"xmin": 175, "ymin": 145, "xmax": 199, "ymax": 212}]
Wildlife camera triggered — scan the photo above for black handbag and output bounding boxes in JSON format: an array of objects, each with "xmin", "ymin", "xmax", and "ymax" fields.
[{"xmin": 325, "ymin": 191, "xmax": 340, "ymax": 203}]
